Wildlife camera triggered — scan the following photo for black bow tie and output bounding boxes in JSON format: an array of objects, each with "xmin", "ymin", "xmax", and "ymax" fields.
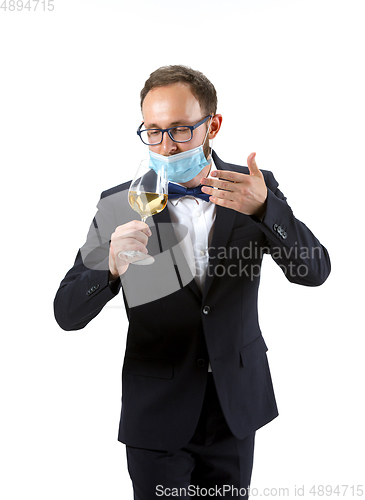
[{"xmin": 168, "ymin": 183, "xmax": 210, "ymax": 202}]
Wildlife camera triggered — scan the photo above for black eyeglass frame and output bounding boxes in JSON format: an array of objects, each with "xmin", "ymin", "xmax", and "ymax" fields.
[{"xmin": 137, "ymin": 115, "xmax": 213, "ymax": 145}]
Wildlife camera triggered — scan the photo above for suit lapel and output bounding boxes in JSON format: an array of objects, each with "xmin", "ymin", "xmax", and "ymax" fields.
[
  {"xmin": 203, "ymin": 205, "xmax": 237, "ymax": 299},
  {"xmin": 152, "ymin": 205, "xmax": 202, "ymax": 300},
  {"xmin": 203, "ymin": 153, "xmax": 238, "ymax": 299}
]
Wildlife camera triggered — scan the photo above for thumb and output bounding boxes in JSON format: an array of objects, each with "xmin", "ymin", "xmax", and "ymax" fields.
[{"xmin": 247, "ymin": 152, "xmax": 261, "ymax": 176}]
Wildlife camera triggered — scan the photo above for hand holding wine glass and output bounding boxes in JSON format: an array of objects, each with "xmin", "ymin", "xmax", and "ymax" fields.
[{"xmin": 117, "ymin": 159, "xmax": 168, "ymax": 266}]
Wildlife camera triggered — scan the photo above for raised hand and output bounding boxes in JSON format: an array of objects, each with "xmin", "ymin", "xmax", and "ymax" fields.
[{"xmin": 201, "ymin": 153, "xmax": 267, "ymax": 219}]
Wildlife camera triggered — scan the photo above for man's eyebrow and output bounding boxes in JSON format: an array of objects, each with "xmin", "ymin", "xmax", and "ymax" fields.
[{"xmin": 144, "ymin": 121, "xmax": 190, "ymax": 129}]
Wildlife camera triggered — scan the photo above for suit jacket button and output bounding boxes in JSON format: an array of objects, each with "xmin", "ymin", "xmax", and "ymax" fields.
[
  {"xmin": 197, "ymin": 359, "xmax": 206, "ymax": 368},
  {"xmin": 202, "ymin": 306, "xmax": 210, "ymax": 315}
]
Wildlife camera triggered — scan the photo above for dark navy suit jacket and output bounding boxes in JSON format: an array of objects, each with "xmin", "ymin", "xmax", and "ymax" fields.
[{"xmin": 54, "ymin": 151, "xmax": 331, "ymax": 451}]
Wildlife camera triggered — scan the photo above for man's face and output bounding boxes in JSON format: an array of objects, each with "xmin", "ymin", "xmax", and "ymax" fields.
[{"xmin": 142, "ymin": 83, "xmax": 212, "ymax": 187}]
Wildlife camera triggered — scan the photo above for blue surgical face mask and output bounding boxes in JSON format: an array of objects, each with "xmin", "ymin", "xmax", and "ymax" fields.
[{"xmin": 148, "ymin": 119, "xmax": 212, "ymax": 183}]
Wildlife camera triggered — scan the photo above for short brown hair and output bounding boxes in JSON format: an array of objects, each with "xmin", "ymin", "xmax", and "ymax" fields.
[{"xmin": 140, "ymin": 65, "xmax": 217, "ymax": 116}]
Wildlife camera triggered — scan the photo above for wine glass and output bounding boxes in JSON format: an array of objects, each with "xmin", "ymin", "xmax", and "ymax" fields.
[{"xmin": 118, "ymin": 159, "xmax": 168, "ymax": 265}]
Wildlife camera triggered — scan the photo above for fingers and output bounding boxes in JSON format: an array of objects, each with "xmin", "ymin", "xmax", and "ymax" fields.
[
  {"xmin": 113, "ymin": 220, "xmax": 150, "ymax": 240},
  {"xmin": 109, "ymin": 220, "xmax": 152, "ymax": 274},
  {"xmin": 201, "ymin": 171, "xmax": 238, "ymax": 198},
  {"xmin": 208, "ymin": 169, "xmax": 242, "ymax": 182},
  {"xmin": 112, "ymin": 222, "xmax": 151, "ymax": 251},
  {"xmin": 118, "ymin": 220, "xmax": 152, "ymax": 237},
  {"xmin": 201, "ymin": 183, "xmax": 236, "ymax": 203},
  {"xmin": 201, "ymin": 169, "xmax": 245, "ymax": 201},
  {"xmin": 247, "ymin": 152, "xmax": 256, "ymax": 165},
  {"xmin": 247, "ymin": 152, "xmax": 261, "ymax": 176},
  {"xmin": 201, "ymin": 175, "xmax": 235, "ymax": 192}
]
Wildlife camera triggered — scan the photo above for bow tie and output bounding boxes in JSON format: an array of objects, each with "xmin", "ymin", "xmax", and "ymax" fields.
[{"xmin": 168, "ymin": 183, "xmax": 210, "ymax": 202}]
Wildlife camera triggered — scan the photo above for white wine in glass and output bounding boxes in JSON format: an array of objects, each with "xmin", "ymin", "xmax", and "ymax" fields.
[
  {"xmin": 128, "ymin": 191, "xmax": 168, "ymax": 223},
  {"xmin": 119, "ymin": 159, "xmax": 168, "ymax": 265}
]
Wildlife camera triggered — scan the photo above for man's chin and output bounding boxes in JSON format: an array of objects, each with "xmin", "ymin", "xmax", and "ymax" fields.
[{"xmin": 180, "ymin": 163, "xmax": 212, "ymax": 188}]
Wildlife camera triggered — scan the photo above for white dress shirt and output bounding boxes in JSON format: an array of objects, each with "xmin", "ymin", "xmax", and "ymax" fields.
[{"xmin": 167, "ymin": 160, "xmax": 217, "ymax": 293}]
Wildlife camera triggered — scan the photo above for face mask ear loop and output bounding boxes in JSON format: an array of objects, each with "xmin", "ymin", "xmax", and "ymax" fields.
[
  {"xmin": 205, "ymin": 116, "xmax": 213, "ymax": 160},
  {"xmin": 201, "ymin": 116, "xmax": 214, "ymax": 179}
]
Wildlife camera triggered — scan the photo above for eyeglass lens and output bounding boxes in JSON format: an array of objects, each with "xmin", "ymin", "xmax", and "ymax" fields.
[{"xmin": 140, "ymin": 126, "xmax": 192, "ymax": 145}]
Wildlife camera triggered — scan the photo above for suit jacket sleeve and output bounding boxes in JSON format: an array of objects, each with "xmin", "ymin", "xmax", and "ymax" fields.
[
  {"xmin": 54, "ymin": 189, "xmax": 124, "ymax": 331},
  {"xmin": 257, "ymin": 170, "xmax": 330, "ymax": 286}
]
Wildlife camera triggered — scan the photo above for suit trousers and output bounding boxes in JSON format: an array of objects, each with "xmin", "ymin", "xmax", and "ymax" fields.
[{"xmin": 126, "ymin": 373, "xmax": 255, "ymax": 499}]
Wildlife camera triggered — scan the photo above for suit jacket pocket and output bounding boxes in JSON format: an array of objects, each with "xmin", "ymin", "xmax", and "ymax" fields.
[
  {"xmin": 240, "ymin": 335, "xmax": 268, "ymax": 367},
  {"xmin": 229, "ymin": 225, "xmax": 262, "ymax": 243},
  {"xmin": 123, "ymin": 355, "xmax": 174, "ymax": 379}
]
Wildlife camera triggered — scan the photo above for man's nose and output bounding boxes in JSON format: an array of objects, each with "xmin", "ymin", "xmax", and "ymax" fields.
[{"xmin": 160, "ymin": 131, "xmax": 178, "ymax": 155}]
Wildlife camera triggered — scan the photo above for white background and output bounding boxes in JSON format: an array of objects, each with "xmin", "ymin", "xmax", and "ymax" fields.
[{"xmin": 1, "ymin": 0, "xmax": 364, "ymax": 498}]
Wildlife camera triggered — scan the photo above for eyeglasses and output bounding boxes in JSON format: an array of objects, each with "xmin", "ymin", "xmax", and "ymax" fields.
[{"xmin": 137, "ymin": 115, "xmax": 212, "ymax": 146}]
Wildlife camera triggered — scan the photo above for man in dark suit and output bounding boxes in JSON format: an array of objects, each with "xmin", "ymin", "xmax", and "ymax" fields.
[{"xmin": 54, "ymin": 65, "xmax": 331, "ymax": 499}]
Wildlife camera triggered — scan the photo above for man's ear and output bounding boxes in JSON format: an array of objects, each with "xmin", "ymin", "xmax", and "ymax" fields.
[{"xmin": 209, "ymin": 114, "xmax": 223, "ymax": 139}]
